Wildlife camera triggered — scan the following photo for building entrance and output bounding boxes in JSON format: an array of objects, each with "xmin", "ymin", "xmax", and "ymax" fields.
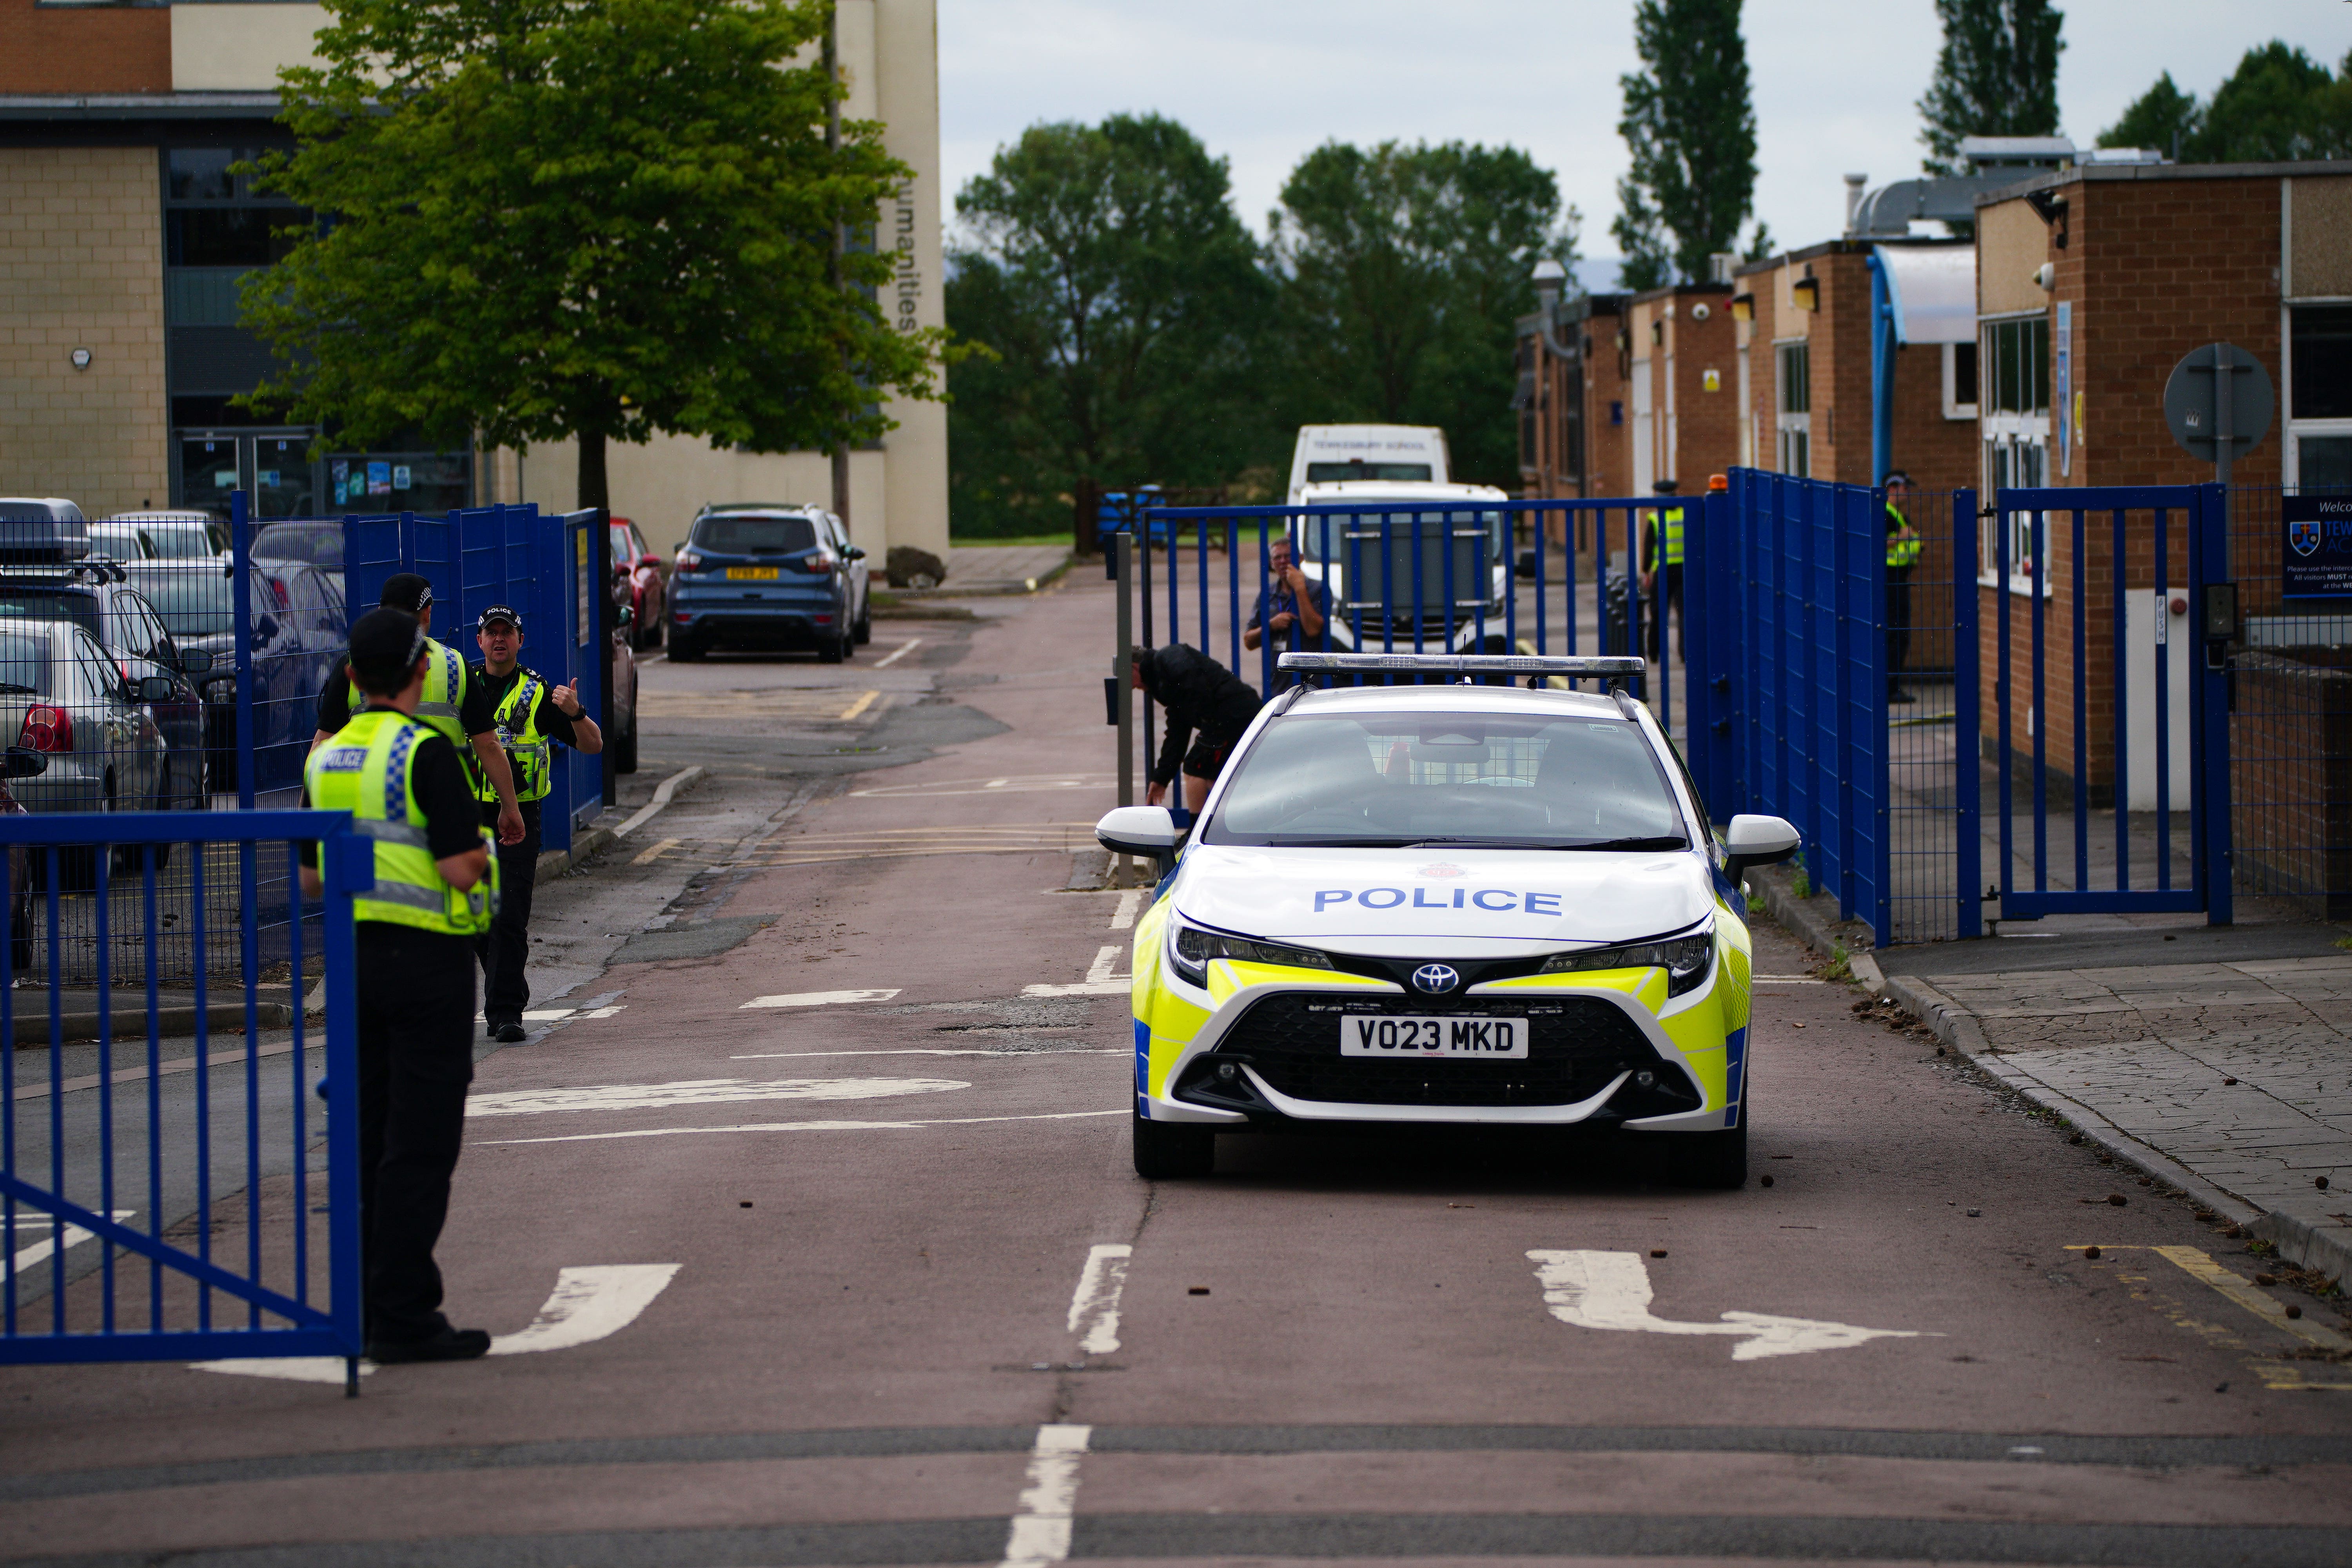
[{"xmin": 174, "ymin": 430, "xmax": 319, "ymax": 519}]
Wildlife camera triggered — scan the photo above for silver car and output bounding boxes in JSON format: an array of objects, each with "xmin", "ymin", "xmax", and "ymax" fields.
[{"xmin": 0, "ymin": 621, "xmax": 169, "ymax": 819}]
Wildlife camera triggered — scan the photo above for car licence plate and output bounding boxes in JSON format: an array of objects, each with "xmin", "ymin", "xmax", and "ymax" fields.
[
  {"xmin": 1339, "ymin": 1015, "xmax": 1527, "ymax": 1058},
  {"xmin": 724, "ymin": 566, "xmax": 780, "ymax": 581}
]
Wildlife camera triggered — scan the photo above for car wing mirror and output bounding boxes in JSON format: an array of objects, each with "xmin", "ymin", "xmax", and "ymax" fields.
[
  {"xmin": 2, "ymin": 745, "xmax": 46, "ymax": 779},
  {"xmin": 136, "ymin": 674, "xmax": 177, "ymax": 703},
  {"xmin": 616, "ymin": 603, "xmax": 635, "ymax": 626},
  {"xmin": 844, "ymin": 545, "xmax": 867, "ymax": 561},
  {"xmin": 1096, "ymin": 805, "xmax": 1182, "ymax": 872},
  {"xmin": 1721, "ymin": 813, "xmax": 1801, "ymax": 883},
  {"xmin": 255, "ymin": 614, "xmax": 279, "ymax": 642},
  {"xmin": 178, "ymin": 647, "xmax": 214, "ymax": 676}
]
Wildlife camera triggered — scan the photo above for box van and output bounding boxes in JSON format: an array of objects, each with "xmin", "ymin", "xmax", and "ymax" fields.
[{"xmin": 1286, "ymin": 426, "xmax": 1449, "ymax": 504}]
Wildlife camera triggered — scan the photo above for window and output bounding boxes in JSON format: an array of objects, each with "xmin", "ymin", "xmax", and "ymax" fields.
[
  {"xmin": 1943, "ymin": 341, "xmax": 1979, "ymax": 420},
  {"xmin": 1983, "ymin": 317, "xmax": 2050, "ymax": 415},
  {"xmin": 690, "ymin": 514, "xmax": 819, "ymax": 555},
  {"xmin": 1979, "ymin": 313, "xmax": 2052, "ymax": 593},
  {"xmin": 1775, "ymin": 341, "xmax": 1810, "ymax": 476},
  {"xmin": 2289, "ymin": 305, "xmax": 2352, "ymax": 490}
]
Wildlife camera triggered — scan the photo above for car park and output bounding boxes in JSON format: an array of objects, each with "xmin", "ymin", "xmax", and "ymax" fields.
[
  {"xmin": 668, "ymin": 504, "xmax": 869, "ymax": 663},
  {"xmin": 129, "ymin": 558, "xmax": 339, "ymax": 796},
  {"xmin": 98, "ymin": 511, "xmax": 226, "ymax": 561},
  {"xmin": 0, "ymin": 620, "xmax": 171, "ymax": 833},
  {"xmin": 1096, "ymin": 651, "xmax": 1800, "ymax": 1187},
  {"xmin": 610, "ymin": 516, "xmax": 666, "ymax": 651}
]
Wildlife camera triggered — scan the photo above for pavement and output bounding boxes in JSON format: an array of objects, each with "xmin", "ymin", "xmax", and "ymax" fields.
[{"xmin": 3, "ymin": 567, "xmax": 2349, "ymax": 1565}]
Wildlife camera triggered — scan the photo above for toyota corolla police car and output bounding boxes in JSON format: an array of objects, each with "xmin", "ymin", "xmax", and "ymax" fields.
[{"xmin": 1096, "ymin": 652, "xmax": 1800, "ymax": 1188}]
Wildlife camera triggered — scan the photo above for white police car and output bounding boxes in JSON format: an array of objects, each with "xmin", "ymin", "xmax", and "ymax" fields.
[{"xmin": 1097, "ymin": 652, "xmax": 1800, "ymax": 1188}]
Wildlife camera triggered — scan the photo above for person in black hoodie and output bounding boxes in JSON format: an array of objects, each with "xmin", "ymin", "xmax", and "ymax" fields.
[{"xmin": 1131, "ymin": 643, "xmax": 1264, "ymax": 813}]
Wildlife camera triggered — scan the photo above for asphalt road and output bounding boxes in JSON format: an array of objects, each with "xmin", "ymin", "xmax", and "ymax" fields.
[{"xmin": 2, "ymin": 573, "xmax": 2348, "ymax": 1567}]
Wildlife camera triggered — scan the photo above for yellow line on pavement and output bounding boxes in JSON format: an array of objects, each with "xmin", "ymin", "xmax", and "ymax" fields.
[
  {"xmin": 631, "ymin": 836, "xmax": 682, "ymax": 867},
  {"xmin": 839, "ymin": 690, "xmax": 880, "ymax": 721},
  {"xmin": 2153, "ymin": 1245, "xmax": 2352, "ymax": 1352}
]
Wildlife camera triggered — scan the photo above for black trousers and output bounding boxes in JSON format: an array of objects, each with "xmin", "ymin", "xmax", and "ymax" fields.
[
  {"xmin": 1644, "ymin": 564, "xmax": 1685, "ymax": 662},
  {"xmin": 356, "ymin": 922, "xmax": 477, "ymax": 1345},
  {"xmin": 475, "ymin": 799, "xmax": 541, "ymax": 1025},
  {"xmin": 1887, "ymin": 570, "xmax": 1914, "ymax": 688}
]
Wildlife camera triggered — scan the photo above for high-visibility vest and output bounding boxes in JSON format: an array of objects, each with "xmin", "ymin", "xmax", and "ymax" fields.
[
  {"xmin": 1661, "ymin": 506, "xmax": 1685, "ymax": 566},
  {"xmin": 475, "ymin": 666, "xmax": 550, "ymax": 805},
  {"xmin": 348, "ymin": 636, "xmax": 470, "ymax": 755},
  {"xmin": 305, "ymin": 709, "xmax": 497, "ymax": 937},
  {"xmin": 1886, "ymin": 505, "xmax": 1922, "ymax": 569}
]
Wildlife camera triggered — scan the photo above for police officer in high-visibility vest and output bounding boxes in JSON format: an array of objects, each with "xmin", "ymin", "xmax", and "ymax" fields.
[
  {"xmin": 300, "ymin": 607, "xmax": 499, "ymax": 1365},
  {"xmin": 470, "ymin": 604, "xmax": 601, "ymax": 1042},
  {"xmin": 1885, "ymin": 470, "xmax": 1923, "ymax": 704},
  {"xmin": 312, "ymin": 574, "xmax": 526, "ymax": 853},
  {"xmin": 1638, "ymin": 478, "xmax": 1686, "ymax": 661}
]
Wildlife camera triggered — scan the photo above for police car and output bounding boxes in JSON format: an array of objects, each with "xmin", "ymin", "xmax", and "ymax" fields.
[{"xmin": 1096, "ymin": 652, "xmax": 1800, "ymax": 1188}]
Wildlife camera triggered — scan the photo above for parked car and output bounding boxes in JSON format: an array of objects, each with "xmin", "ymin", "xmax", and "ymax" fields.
[
  {"xmin": 610, "ymin": 516, "xmax": 666, "ymax": 652},
  {"xmin": 608, "ymin": 570, "xmax": 639, "ymax": 774},
  {"xmin": 0, "ymin": 564, "xmax": 209, "ymax": 808},
  {"xmin": 668, "ymin": 504, "xmax": 869, "ymax": 663},
  {"xmin": 129, "ymin": 558, "xmax": 340, "ymax": 796},
  {"xmin": 0, "ymin": 622, "xmax": 173, "ymax": 886},
  {"xmin": 249, "ymin": 518, "xmax": 345, "ymax": 572},
  {"xmin": 0, "ymin": 499, "xmax": 91, "ymax": 564},
  {"xmin": 100, "ymin": 511, "xmax": 227, "ymax": 561},
  {"xmin": 0, "ymin": 744, "xmax": 43, "ymax": 970}
]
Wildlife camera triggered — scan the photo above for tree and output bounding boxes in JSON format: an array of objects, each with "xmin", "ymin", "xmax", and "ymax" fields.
[
  {"xmin": 2098, "ymin": 45, "xmax": 2352, "ymax": 164},
  {"xmin": 1272, "ymin": 140, "xmax": 1576, "ymax": 487},
  {"xmin": 1612, "ymin": 0, "xmax": 1758, "ymax": 286},
  {"xmin": 946, "ymin": 114, "xmax": 1272, "ymax": 537},
  {"xmin": 240, "ymin": 0, "xmax": 945, "ymax": 510},
  {"xmin": 2098, "ymin": 70, "xmax": 2200, "ymax": 158},
  {"xmin": 1918, "ymin": 0, "xmax": 2066, "ymax": 174}
]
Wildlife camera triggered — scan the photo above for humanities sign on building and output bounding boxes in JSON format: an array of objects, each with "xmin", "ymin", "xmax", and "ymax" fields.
[{"xmin": 2282, "ymin": 495, "xmax": 2352, "ymax": 599}]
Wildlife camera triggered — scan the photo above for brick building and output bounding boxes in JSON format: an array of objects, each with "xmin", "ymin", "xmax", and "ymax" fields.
[{"xmin": 1514, "ymin": 291, "xmax": 1627, "ymax": 556}]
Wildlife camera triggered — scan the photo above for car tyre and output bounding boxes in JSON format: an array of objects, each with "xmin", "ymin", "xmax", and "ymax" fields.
[
  {"xmin": 853, "ymin": 598, "xmax": 872, "ymax": 645},
  {"xmin": 1131, "ymin": 1111, "xmax": 1215, "ymax": 1179},
  {"xmin": 670, "ymin": 638, "xmax": 705, "ymax": 663},
  {"xmin": 614, "ymin": 713, "xmax": 639, "ymax": 775},
  {"xmin": 1659, "ymin": 1082, "xmax": 1748, "ymax": 1190},
  {"xmin": 817, "ymin": 632, "xmax": 845, "ymax": 665}
]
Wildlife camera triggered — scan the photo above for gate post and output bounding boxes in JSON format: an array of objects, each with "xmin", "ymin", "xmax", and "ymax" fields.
[
  {"xmin": 1953, "ymin": 489, "xmax": 1983, "ymax": 938},
  {"xmin": 231, "ymin": 488, "xmax": 256, "ymax": 811},
  {"xmin": 320, "ymin": 826, "xmax": 372, "ymax": 1390},
  {"xmin": 2197, "ymin": 481, "xmax": 2234, "ymax": 925}
]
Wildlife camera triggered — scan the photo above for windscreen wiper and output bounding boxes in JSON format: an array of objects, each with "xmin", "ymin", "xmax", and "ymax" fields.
[{"xmin": 1557, "ymin": 835, "xmax": 1690, "ymax": 852}]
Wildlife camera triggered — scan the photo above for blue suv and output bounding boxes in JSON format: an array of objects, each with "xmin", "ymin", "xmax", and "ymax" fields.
[{"xmin": 669, "ymin": 505, "xmax": 869, "ymax": 663}]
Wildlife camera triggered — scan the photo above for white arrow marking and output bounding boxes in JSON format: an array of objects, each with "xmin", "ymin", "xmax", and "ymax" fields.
[
  {"xmin": 740, "ymin": 988, "xmax": 903, "ymax": 1009},
  {"xmin": 1527, "ymin": 1249, "xmax": 1934, "ymax": 1361},
  {"xmin": 477, "ymin": 1108, "xmax": 1126, "ymax": 1146},
  {"xmin": 1024, "ymin": 944, "xmax": 1131, "ymax": 997},
  {"xmin": 999, "ymin": 1423, "xmax": 1091, "ymax": 1568},
  {"xmin": 193, "ymin": 1263, "xmax": 680, "ymax": 1384},
  {"xmin": 1065, "ymin": 1243, "xmax": 1132, "ymax": 1356},
  {"xmin": 464, "ymin": 1076, "xmax": 965, "ymax": 1117}
]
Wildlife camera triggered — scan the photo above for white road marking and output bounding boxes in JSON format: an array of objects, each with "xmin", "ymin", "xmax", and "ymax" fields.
[
  {"xmin": 1024, "ymin": 944, "xmax": 1130, "ymax": 998},
  {"xmin": 478, "ymin": 1109, "xmax": 1125, "ymax": 1146},
  {"xmin": 1065, "ymin": 1244, "xmax": 1132, "ymax": 1356},
  {"xmin": 7, "ymin": 1211, "xmax": 134, "ymax": 1274},
  {"xmin": 998, "ymin": 1423, "xmax": 1091, "ymax": 1568},
  {"xmin": 612, "ymin": 764, "xmax": 706, "ymax": 840},
  {"xmin": 872, "ymin": 637, "xmax": 922, "ymax": 669},
  {"xmin": 1110, "ymin": 890, "xmax": 1143, "ymax": 930},
  {"xmin": 731, "ymin": 1049, "xmax": 1124, "ymax": 1059},
  {"xmin": 739, "ymin": 988, "xmax": 903, "ymax": 1009},
  {"xmin": 631, "ymin": 836, "xmax": 681, "ymax": 866},
  {"xmin": 838, "ymin": 690, "xmax": 880, "ymax": 721},
  {"xmin": 464, "ymin": 1077, "xmax": 966, "ymax": 1118},
  {"xmin": 1526, "ymin": 1250, "xmax": 1934, "ymax": 1361},
  {"xmin": 194, "ymin": 1263, "xmax": 680, "ymax": 1385},
  {"xmin": 851, "ymin": 773, "xmax": 1115, "ymax": 799},
  {"xmin": 1754, "ymin": 976, "xmax": 1826, "ymax": 985},
  {"xmin": 986, "ymin": 779, "xmax": 1009, "ymax": 788}
]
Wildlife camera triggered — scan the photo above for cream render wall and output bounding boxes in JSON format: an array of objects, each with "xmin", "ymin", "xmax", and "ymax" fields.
[
  {"xmin": 170, "ymin": 4, "xmax": 329, "ymax": 89},
  {"xmin": 0, "ymin": 148, "xmax": 169, "ymax": 514}
]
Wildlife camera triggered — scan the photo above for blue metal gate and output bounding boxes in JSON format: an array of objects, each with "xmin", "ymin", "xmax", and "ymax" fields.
[
  {"xmin": 0, "ymin": 811, "xmax": 367, "ymax": 1382},
  {"xmin": 1991, "ymin": 484, "xmax": 2230, "ymax": 921}
]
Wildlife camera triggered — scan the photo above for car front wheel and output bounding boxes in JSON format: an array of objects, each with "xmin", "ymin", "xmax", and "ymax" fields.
[
  {"xmin": 1656, "ymin": 1082, "xmax": 1748, "ymax": 1190},
  {"xmin": 1131, "ymin": 1110, "xmax": 1216, "ymax": 1179}
]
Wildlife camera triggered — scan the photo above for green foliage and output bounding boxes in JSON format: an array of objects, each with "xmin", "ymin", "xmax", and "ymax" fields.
[
  {"xmin": 1742, "ymin": 221, "xmax": 1776, "ymax": 264},
  {"xmin": 1271, "ymin": 140, "xmax": 1577, "ymax": 487},
  {"xmin": 2098, "ymin": 70, "xmax": 2200, "ymax": 157},
  {"xmin": 946, "ymin": 114, "xmax": 1272, "ymax": 539},
  {"xmin": 1918, "ymin": 0, "xmax": 2067, "ymax": 174},
  {"xmin": 2099, "ymin": 44, "xmax": 2352, "ymax": 165},
  {"xmin": 240, "ymin": 0, "xmax": 946, "ymax": 508},
  {"xmin": 1613, "ymin": 0, "xmax": 1757, "ymax": 286}
]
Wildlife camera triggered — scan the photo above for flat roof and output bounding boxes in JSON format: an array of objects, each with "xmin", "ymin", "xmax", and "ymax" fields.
[{"xmin": 1974, "ymin": 158, "xmax": 2352, "ymax": 207}]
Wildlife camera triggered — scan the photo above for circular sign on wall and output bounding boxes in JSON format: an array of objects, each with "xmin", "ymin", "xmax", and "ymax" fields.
[{"xmin": 2162, "ymin": 342, "xmax": 2273, "ymax": 463}]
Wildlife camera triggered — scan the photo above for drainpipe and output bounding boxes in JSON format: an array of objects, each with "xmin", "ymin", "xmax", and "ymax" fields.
[{"xmin": 1866, "ymin": 247, "xmax": 1897, "ymax": 485}]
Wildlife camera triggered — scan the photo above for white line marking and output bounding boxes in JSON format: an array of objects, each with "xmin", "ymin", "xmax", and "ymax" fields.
[
  {"xmin": 739, "ymin": 988, "xmax": 902, "ymax": 1009},
  {"xmin": 1023, "ymin": 944, "xmax": 1130, "ymax": 997},
  {"xmin": 872, "ymin": 637, "xmax": 922, "ymax": 669},
  {"xmin": 1065, "ymin": 1244, "xmax": 1132, "ymax": 1356},
  {"xmin": 1110, "ymin": 890, "xmax": 1143, "ymax": 930},
  {"xmin": 1754, "ymin": 976, "xmax": 1826, "ymax": 985},
  {"xmin": 1527, "ymin": 1250, "xmax": 1934, "ymax": 1361},
  {"xmin": 999, "ymin": 1423, "xmax": 1091, "ymax": 1568},
  {"xmin": 631, "ymin": 836, "xmax": 681, "ymax": 866},
  {"xmin": 731, "ymin": 1049, "xmax": 1124, "ymax": 1059},
  {"xmin": 478, "ymin": 1109, "xmax": 1125, "ymax": 1146},
  {"xmin": 464, "ymin": 1077, "xmax": 966, "ymax": 1118},
  {"xmin": 838, "ymin": 690, "xmax": 880, "ymax": 721},
  {"xmin": 579, "ymin": 1005, "xmax": 626, "ymax": 1020},
  {"xmin": 194, "ymin": 1263, "xmax": 680, "ymax": 1384},
  {"xmin": 8, "ymin": 1211, "xmax": 134, "ymax": 1274},
  {"xmin": 985, "ymin": 778, "xmax": 1009, "ymax": 788},
  {"xmin": 612, "ymin": 765, "xmax": 706, "ymax": 840}
]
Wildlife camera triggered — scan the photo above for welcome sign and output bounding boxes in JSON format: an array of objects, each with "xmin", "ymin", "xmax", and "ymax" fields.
[{"xmin": 2283, "ymin": 496, "xmax": 2352, "ymax": 598}]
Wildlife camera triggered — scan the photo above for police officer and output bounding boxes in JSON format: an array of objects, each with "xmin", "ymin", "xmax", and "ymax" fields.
[
  {"xmin": 1884, "ymin": 470, "xmax": 1923, "ymax": 703},
  {"xmin": 1639, "ymin": 478, "xmax": 1686, "ymax": 662},
  {"xmin": 312, "ymin": 574, "xmax": 525, "ymax": 851},
  {"xmin": 300, "ymin": 607, "xmax": 499, "ymax": 1364},
  {"xmin": 470, "ymin": 604, "xmax": 601, "ymax": 1042}
]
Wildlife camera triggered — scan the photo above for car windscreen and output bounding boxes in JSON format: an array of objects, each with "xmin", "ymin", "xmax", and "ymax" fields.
[
  {"xmin": 251, "ymin": 522, "xmax": 342, "ymax": 566},
  {"xmin": 0, "ymin": 632, "xmax": 50, "ymax": 695},
  {"xmin": 1288, "ymin": 507, "xmax": 1505, "ymax": 564},
  {"xmin": 127, "ymin": 568, "xmax": 235, "ymax": 637},
  {"xmin": 1305, "ymin": 463, "xmax": 1433, "ymax": 483},
  {"xmin": 0, "ymin": 588, "xmax": 101, "ymax": 642},
  {"xmin": 145, "ymin": 524, "xmax": 221, "ymax": 559},
  {"xmin": 1200, "ymin": 712, "xmax": 1688, "ymax": 850},
  {"xmin": 690, "ymin": 514, "xmax": 817, "ymax": 555}
]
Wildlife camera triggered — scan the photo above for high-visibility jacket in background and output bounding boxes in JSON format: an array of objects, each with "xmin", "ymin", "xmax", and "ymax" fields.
[
  {"xmin": 348, "ymin": 637, "xmax": 470, "ymax": 754},
  {"xmin": 1886, "ymin": 505, "xmax": 1922, "ymax": 570},
  {"xmin": 475, "ymin": 669, "xmax": 550, "ymax": 805},
  {"xmin": 305, "ymin": 709, "xmax": 497, "ymax": 936},
  {"xmin": 1649, "ymin": 507, "xmax": 1685, "ymax": 570}
]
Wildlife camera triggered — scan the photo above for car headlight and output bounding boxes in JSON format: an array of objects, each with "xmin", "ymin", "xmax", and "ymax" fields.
[
  {"xmin": 1538, "ymin": 924, "xmax": 1715, "ymax": 996},
  {"xmin": 1167, "ymin": 912, "xmax": 1333, "ymax": 989}
]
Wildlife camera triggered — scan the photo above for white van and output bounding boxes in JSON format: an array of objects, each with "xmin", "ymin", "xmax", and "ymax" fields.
[
  {"xmin": 1286, "ymin": 425, "xmax": 1449, "ymax": 504},
  {"xmin": 1284, "ymin": 478, "xmax": 1511, "ymax": 655}
]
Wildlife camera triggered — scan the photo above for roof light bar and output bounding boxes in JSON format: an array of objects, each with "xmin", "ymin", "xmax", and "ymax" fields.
[{"xmin": 1277, "ymin": 652, "xmax": 1647, "ymax": 677}]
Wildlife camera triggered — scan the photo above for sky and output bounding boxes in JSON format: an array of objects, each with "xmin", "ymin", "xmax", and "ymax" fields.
[{"xmin": 939, "ymin": 0, "xmax": 2351, "ymax": 286}]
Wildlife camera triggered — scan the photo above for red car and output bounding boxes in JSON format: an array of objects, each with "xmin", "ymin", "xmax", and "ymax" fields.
[{"xmin": 610, "ymin": 517, "xmax": 666, "ymax": 652}]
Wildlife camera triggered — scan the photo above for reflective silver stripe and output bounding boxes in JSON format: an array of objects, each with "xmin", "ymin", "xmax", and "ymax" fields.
[
  {"xmin": 414, "ymin": 702, "xmax": 459, "ymax": 719},
  {"xmin": 358, "ymin": 880, "xmax": 448, "ymax": 913},
  {"xmin": 351, "ymin": 818, "xmax": 430, "ymax": 848}
]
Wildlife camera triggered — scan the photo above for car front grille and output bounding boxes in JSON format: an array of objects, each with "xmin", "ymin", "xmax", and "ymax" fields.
[{"xmin": 1198, "ymin": 991, "xmax": 1665, "ymax": 1109}]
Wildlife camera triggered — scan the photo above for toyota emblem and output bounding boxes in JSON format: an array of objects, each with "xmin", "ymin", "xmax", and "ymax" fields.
[{"xmin": 1411, "ymin": 964, "xmax": 1460, "ymax": 995}]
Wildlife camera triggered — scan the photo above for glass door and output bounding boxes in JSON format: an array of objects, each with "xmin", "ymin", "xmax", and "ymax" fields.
[{"xmin": 172, "ymin": 431, "xmax": 320, "ymax": 519}]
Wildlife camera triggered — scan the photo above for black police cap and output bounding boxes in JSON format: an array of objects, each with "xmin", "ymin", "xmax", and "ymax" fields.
[
  {"xmin": 379, "ymin": 573, "xmax": 435, "ymax": 613},
  {"xmin": 477, "ymin": 604, "xmax": 522, "ymax": 632},
  {"xmin": 347, "ymin": 606, "xmax": 428, "ymax": 694}
]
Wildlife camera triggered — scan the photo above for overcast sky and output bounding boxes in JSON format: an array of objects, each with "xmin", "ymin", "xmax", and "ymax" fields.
[{"xmin": 940, "ymin": 0, "xmax": 2350, "ymax": 285}]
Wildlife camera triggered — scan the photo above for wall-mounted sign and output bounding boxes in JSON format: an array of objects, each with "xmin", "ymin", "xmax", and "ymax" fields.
[
  {"xmin": 2282, "ymin": 495, "xmax": 2352, "ymax": 599},
  {"xmin": 367, "ymin": 461, "xmax": 391, "ymax": 496},
  {"xmin": 1701, "ymin": 368, "xmax": 1722, "ymax": 393},
  {"xmin": 392, "ymin": 465, "xmax": 412, "ymax": 492}
]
